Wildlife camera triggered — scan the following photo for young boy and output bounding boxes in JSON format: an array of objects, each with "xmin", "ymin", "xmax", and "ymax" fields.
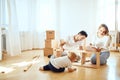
[{"xmin": 39, "ymin": 51, "xmax": 78, "ymax": 72}]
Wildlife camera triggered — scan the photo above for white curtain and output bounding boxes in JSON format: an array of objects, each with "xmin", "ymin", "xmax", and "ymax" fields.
[
  {"xmin": 6, "ymin": 0, "xmax": 21, "ymax": 56},
  {"xmin": 0, "ymin": 30, "xmax": 1, "ymax": 60},
  {"xmin": 118, "ymin": 0, "xmax": 120, "ymax": 31},
  {"xmin": 16, "ymin": 0, "xmax": 41, "ymax": 50},
  {"xmin": 1, "ymin": 0, "xmax": 59, "ymax": 56},
  {"xmin": 96, "ymin": 0, "xmax": 115, "ymax": 31},
  {"xmin": 16, "ymin": 0, "xmax": 59, "ymax": 50},
  {"xmin": 117, "ymin": 0, "xmax": 120, "ymax": 44},
  {"xmin": 0, "ymin": 0, "xmax": 2, "ymax": 59}
]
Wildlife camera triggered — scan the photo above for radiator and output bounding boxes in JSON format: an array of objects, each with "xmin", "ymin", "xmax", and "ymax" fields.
[
  {"xmin": 117, "ymin": 31, "xmax": 120, "ymax": 52},
  {"xmin": 117, "ymin": 31, "xmax": 120, "ymax": 44},
  {"xmin": 109, "ymin": 31, "xmax": 117, "ymax": 51},
  {"xmin": 1, "ymin": 33, "xmax": 6, "ymax": 52}
]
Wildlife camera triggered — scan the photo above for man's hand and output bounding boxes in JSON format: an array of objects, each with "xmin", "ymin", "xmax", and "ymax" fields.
[{"xmin": 60, "ymin": 39, "xmax": 66, "ymax": 46}]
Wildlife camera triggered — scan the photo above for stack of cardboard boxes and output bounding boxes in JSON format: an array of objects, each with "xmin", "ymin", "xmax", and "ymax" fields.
[{"xmin": 44, "ymin": 30, "xmax": 58, "ymax": 56}]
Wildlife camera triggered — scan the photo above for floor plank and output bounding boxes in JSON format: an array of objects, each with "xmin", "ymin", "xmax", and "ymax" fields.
[{"xmin": 0, "ymin": 50, "xmax": 120, "ymax": 80}]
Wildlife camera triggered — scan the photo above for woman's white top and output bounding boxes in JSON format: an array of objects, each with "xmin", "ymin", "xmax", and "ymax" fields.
[
  {"xmin": 91, "ymin": 35, "xmax": 111, "ymax": 52},
  {"xmin": 50, "ymin": 56, "xmax": 72, "ymax": 69}
]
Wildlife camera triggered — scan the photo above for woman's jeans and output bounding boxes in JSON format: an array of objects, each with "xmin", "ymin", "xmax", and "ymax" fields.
[{"xmin": 91, "ymin": 51, "xmax": 110, "ymax": 65}]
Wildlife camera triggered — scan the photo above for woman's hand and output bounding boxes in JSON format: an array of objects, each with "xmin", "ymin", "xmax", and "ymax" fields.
[
  {"xmin": 96, "ymin": 48, "xmax": 102, "ymax": 52},
  {"xmin": 91, "ymin": 47, "xmax": 98, "ymax": 52},
  {"xmin": 91, "ymin": 47, "xmax": 101, "ymax": 52}
]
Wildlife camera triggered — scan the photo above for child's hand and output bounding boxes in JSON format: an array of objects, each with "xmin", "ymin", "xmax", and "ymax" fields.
[{"xmin": 68, "ymin": 68, "xmax": 77, "ymax": 72}]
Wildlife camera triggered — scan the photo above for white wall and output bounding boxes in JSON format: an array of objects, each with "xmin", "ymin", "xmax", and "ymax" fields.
[{"xmin": 58, "ymin": 0, "xmax": 98, "ymax": 43}]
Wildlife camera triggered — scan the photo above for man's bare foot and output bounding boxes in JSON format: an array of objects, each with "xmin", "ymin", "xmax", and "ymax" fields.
[{"xmin": 39, "ymin": 67, "xmax": 44, "ymax": 71}]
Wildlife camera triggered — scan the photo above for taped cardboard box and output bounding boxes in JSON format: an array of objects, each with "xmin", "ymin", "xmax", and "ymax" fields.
[
  {"xmin": 46, "ymin": 30, "xmax": 55, "ymax": 40},
  {"xmin": 45, "ymin": 40, "xmax": 58, "ymax": 48},
  {"xmin": 44, "ymin": 48, "xmax": 53, "ymax": 56}
]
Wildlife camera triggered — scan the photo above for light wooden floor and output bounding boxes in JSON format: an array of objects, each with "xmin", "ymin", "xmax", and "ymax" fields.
[{"xmin": 0, "ymin": 50, "xmax": 120, "ymax": 80}]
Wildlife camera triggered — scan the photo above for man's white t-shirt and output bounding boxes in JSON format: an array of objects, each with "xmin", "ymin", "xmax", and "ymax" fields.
[{"xmin": 63, "ymin": 35, "xmax": 84, "ymax": 52}]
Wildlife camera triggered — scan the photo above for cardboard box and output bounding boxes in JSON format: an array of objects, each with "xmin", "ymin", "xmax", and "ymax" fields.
[
  {"xmin": 44, "ymin": 48, "xmax": 54, "ymax": 56},
  {"xmin": 46, "ymin": 30, "xmax": 55, "ymax": 40},
  {"xmin": 45, "ymin": 40, "xmax": 58, "ymax": 48}
]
